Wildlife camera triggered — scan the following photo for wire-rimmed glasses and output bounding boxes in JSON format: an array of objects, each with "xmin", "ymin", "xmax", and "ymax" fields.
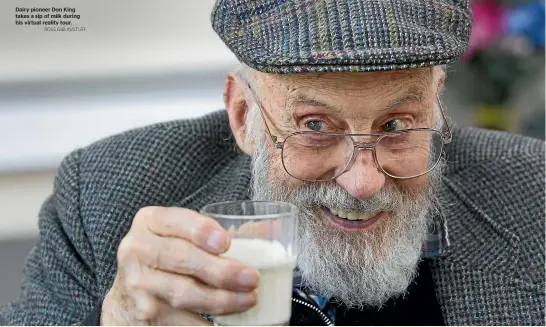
[{"xmin": 247, "ymin": 84, "xmax": 452, "ymax": 182}]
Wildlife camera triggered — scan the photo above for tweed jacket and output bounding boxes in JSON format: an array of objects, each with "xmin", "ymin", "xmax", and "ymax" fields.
[{"xmin": 0, "ymin": 110, "xmax": 544, "ymax": 325}]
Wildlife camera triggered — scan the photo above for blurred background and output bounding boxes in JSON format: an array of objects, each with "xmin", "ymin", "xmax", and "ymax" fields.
[{"xmin": 0, "ymin": 0, "xmax": 544, "ymax": 306}]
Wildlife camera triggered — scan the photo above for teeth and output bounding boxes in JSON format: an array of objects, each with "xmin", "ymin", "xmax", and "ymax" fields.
[{"xmin": 327, "ymin": 207, "xmax": 378, "ymax": 221}]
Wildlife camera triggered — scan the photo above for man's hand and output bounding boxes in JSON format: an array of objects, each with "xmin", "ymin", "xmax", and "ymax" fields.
[{"xmin": 101, "ymin": 207, "xmax": 260, "ymax": 325}]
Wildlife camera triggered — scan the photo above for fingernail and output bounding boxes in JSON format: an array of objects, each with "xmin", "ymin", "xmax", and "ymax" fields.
[
  {"xmin": 238, "ymin": 268, "xmax": 259, "ymax": 287},
  {"xmin": 237, "ymin": 292, "xmax": 256, "ymax": 307},
  {"xmin": 207, "ymin": 230, "xmax": 227, "ymax": 251}
]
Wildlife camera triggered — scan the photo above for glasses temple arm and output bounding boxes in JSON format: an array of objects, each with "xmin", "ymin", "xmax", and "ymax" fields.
[
  {"xmin": 245, "ymin": 82, "xmax": 279, "ymax": 144},
  {"xmin": 256, "ymin": 102, "xmax": 279, "ymax": 144},
  {"xmin": 437, "ymin": 94, "xmax": 452, "ymax": 144}
]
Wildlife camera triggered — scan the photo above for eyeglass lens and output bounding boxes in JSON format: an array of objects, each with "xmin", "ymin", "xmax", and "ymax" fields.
[{"xmin": 281, "ymin": 130, "xmax": 443, "ymax": 181}]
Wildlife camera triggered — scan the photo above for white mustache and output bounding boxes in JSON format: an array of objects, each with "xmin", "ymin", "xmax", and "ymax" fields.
[{"xmin": 271, "ymin": 181, "xmax": 404, "ymax": 213}]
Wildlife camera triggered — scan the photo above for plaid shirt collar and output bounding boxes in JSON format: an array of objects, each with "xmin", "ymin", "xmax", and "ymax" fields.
[
  {"xmin": 291, "ymin": 212, "xmax": 450, "ymax": 324},
  {"xmin": 421, "ymin": 209, "xmax": 451, "ymax": 259}
]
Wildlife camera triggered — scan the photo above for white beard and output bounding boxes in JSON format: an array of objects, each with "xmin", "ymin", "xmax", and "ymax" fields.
[{"xmin": 249, "ymin": 131, "xmax": 444, "ymax": 309}]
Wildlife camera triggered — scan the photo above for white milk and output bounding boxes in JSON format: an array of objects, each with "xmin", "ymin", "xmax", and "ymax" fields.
[{"xmin": 214, "ymin": 238, "xmax": 297, "ymax": 326}]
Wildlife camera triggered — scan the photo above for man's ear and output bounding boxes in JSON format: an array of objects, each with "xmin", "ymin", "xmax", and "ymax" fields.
[{"xmin": 224, "ymin": 73, "xmax": 253, "ymax": 155}]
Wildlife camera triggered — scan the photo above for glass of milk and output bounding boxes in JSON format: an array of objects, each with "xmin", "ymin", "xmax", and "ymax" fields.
[{"xmin": 200, "ymin": 200, "xmax": 298, "ymax": 326}]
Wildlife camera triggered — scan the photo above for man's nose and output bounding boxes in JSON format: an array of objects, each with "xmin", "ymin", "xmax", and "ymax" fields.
[{"xmin": 335, "ymin": 149, "xmax": 385, "ymax": 200}]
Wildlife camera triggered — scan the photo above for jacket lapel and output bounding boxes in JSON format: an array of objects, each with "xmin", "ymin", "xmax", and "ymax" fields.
[{"xmin": 429, "ymin": 176, "xmax": 530, "ymax": 325}]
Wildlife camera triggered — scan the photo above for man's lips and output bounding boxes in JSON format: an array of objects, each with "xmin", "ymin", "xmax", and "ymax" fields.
[{"xmin": 320, "ymin": 206, "xmax": 387, "ymax": 230}]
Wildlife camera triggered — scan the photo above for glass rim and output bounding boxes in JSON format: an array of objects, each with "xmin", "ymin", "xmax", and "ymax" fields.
[{"xmin": 200, "ymin": 200, "xmax": 298, "ymax": 220}]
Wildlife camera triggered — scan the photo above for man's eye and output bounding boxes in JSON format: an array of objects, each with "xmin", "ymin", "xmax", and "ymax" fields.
[
  {"xmin": 305, "ymin": 120, "xmax": 325, "ymax": 131},
  {"xmin": 382, "ymin": 119, "xmax": 405, "ymax": 132}
]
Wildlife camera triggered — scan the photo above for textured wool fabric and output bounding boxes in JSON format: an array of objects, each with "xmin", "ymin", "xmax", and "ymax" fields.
[
  {"xmin": 0, "ymin": 110, "xmax": 544, "ymax": 325},
  {"xmin": 211, "ymin": 0, "xmax": 473, "ymax": 73}
]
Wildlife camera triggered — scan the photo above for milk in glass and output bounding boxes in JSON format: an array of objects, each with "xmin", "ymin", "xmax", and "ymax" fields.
[{"xmin": 215, "ymin": 238, "xmax": 297, "ymax": 326}]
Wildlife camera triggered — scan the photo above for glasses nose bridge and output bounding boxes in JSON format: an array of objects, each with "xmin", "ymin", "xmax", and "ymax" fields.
[
  {"xmin": 353, "ymin": 140, "xmax": 377, "ymax": 151},
  {"xmin": 344, "ymin": 139, "xmax": 379, "ymax": 173}
]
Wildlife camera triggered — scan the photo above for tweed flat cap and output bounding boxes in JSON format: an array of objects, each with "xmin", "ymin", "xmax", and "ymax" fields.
[{"xmin": 211, "ymin": 0, "xmax": 473, "ymax": 73}]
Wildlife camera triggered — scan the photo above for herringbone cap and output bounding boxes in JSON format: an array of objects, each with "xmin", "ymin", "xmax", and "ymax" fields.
[{"xmin": 212, "ymin": 0, "xmax": 472, "ymax": 73}]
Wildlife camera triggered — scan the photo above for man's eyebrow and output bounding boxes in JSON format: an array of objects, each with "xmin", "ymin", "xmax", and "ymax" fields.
[
  {"xmin": 286, "ymin": 86, "xmax": 427, "ymax": 114},
  {"xmin": 286, "ymin": 94, "xmax": 343, "ymax": 115},
  {"xmin": 385, "ymin": 87, "xmax": 427, "ymax": 111}
]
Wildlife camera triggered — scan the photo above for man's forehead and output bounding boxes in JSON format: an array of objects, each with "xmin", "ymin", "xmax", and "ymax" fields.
[
  {"xmin": 258, "ymin": 68, "xmax": 433, "ymax": 115},
  {"xmin": 261, "ymin": 67, "xmax": 433, "ymax": 95}
]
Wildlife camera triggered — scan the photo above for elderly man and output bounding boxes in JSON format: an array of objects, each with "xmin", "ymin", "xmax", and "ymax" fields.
[{"xmin": 1, "ymin": 0, "xmax": 544, "ymax": 326}]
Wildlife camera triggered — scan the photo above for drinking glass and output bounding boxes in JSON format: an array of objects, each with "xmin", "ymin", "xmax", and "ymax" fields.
[{"xmin": 200, "ymin": 200, "xmax": 298, "ymax": 326}]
